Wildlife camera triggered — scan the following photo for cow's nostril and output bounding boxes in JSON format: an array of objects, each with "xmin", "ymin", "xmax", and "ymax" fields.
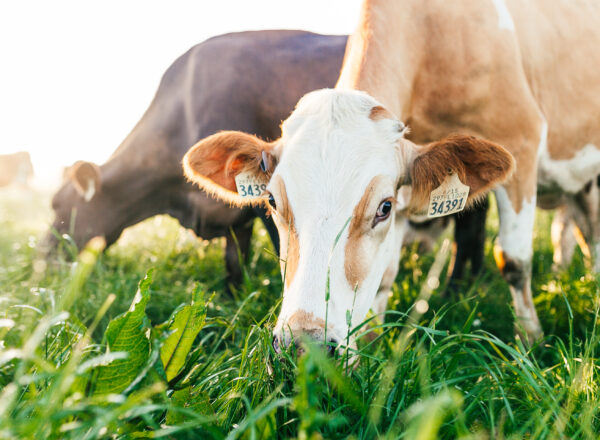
[{"xmin": 272, "ymin": 335, "xmax": 281, "ymax": 354}]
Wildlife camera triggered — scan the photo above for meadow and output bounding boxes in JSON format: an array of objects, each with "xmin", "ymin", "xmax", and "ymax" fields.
[{"xmin": 0, "ymin": 186, "xmax": 598, "ymax": 439}]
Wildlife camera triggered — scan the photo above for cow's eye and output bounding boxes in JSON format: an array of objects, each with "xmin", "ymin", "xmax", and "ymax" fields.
[
  {"xmin": 373, "ymin": 199, "xmax": 393, "ymax": 226},
  {"xmin": 267, "ymin": 193, "xmax": 277, "ymax": 210}
]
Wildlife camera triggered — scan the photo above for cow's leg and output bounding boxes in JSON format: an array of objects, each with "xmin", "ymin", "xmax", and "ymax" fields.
[
  {"xmin": 567, "ymin": 180, "xmax": 600, "ymax": 272},
  {"xmin": 494, "ymin": 179, "xmax": 542, "ymax": 343},
  {"xmin": 446, "ymin": 198, "xmax": 488, "ymax": 296},
  {"xmin": 224, "ymin": 221, "xmax": 254, "ymax": 294},
  {"xmin": 551, "ymin": 206, "xmax": 577, "ymax": 269}
]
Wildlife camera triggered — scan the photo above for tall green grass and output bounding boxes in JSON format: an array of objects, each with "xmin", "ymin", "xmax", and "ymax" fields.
[{"xmin": 0, "ymin": 188, "xmax": 599, "ymax": 439}]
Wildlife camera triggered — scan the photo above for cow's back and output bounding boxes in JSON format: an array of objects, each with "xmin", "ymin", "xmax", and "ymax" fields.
[
  {"xmin": 508, "ymin": 0, "xmax": 600, "ymax": 161},
  {"xmin": 167, "ymin": 30, "xmax": 347, "ymax": 155}
]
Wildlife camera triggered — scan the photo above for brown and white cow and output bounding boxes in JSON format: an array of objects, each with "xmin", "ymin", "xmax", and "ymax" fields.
[
  {"xmin": 184, "ymin": 0, "xmax": 600, "ymax": 348},
  {"xmin": 183, "ymin": 90, "xmax": 513, "ymax": 351},
  {"xmin": 0, "ymin": 151, "xmax": 33, "ymax": 187},
  {"xmin": 334, "ymin": 0, "xmax": 600, "ymax": 342}
]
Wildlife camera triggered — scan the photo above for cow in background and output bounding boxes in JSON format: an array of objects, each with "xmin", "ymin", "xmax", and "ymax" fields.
[
  {"xmin": 0, "ymin": 151, "xmax": 33, "ymax": 187},
  {"xmin": 47, "ymin": 30, "xmax": 347, "ymax": 289}
]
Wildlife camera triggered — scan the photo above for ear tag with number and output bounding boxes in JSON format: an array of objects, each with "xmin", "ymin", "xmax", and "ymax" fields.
[
  {"xmin": 427, "ymin": 173, "xmax": 470, "ymax": 218},
  {"xmin": 235, "ymin": 170, "xmax": 268, "ymax": 199}
]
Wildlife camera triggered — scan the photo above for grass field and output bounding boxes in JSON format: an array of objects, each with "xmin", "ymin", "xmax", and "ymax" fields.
[{"xmin": 1, "ymin": 186, "xmax": 599, "ymax": 439}]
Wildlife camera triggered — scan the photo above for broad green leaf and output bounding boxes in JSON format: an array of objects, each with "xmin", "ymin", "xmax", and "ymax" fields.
[
  {"xmin": 160, "ymin": 289, "xmax": 206, "ymax": 382},
  {"xmin": 166, "ymin": 386, "xmax": 213, "ymax": 425},
  {"xmin": 93, "ymin": 271, "xmax": 153, "ymax": 395}
]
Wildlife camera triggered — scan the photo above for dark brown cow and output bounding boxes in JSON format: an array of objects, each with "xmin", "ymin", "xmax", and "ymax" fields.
[{"xmin": 47, "ymin": 30, "xmax": 347, "ymax": 288}]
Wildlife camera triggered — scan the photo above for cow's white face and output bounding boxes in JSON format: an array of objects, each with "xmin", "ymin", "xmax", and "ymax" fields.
[
  {"xmin": 267, "ymin": 90, "xmax": 409, "ymax": 350},
  {"xmin": 183, "ymin": 88, "xmax": 514, "ymax": 354}
]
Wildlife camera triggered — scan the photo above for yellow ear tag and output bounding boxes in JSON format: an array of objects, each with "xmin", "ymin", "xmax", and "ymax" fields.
[
  {"xmin": 234, "ymin": 170, "xmax": 268, "ymax": 199},
  {"xmin": 427, "ymin": 173, "xmax": 470, "ymax": 218}
]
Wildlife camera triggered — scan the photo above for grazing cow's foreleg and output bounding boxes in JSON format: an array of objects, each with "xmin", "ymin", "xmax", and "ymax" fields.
[
  {"xmin": 567, "ymin": 182, "xmax": 600, "ymax": 273},
  {"xmin": 551, "ymin": 206, "xmax": 577, "ymax": 269},
  {"xmin": 494, "ymin": 180, "xmax": 542, "ymax": 343},
  {"xmin": 224, "ymin": 221, "xmax": 254, "ymax": 294}
]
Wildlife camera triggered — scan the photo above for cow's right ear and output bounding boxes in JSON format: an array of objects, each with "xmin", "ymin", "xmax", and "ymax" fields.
[
  {"xmin": 68, "ymin": 161, "xmax": 102, "ymax": 202},
  {"xmin": 183, "ymin": 131, "xmax": 278, "ymax": 207}
]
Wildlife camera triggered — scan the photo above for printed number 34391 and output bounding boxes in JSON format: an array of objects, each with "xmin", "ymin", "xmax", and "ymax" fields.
[{"xmin": 430, "ymin": 198, "xmax": 464, "ymax": 216}]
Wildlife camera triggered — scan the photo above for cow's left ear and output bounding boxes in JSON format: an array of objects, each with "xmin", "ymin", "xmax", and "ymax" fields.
[
  {"xmin": 183, "ymin": 131, "xmax": 279, "ymax": 207},
  {"xmin": 68, "ymin": 161, "xmax": 102, "ymax": 202},
  {"xmin": 404, "ymin": 134, "xmax": 515, "ymax": 213}
]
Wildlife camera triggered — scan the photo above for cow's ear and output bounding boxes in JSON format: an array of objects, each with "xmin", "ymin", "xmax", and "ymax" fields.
[
  {"xmin": 68, "ymin": 161, "xmax": 102, "ymax": 202},
  {"xmin": 183, "ymin": 131, "xmax": 278, "ymax": 207},
  {"xmin": 405, "ymin": 134, "xmax": 515, "ymax": 213}
]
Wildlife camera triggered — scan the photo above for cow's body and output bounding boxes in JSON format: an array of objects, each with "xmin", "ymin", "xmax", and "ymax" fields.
[
  {"xmin": 337, "ymin": 0, "xmax": 600, "ymax": 339},
  {"xmin": 0, "ymin": 152, "xmax": 33, "ymax": 187},
  {"xmin": 49, "ymin": 30, "xmax": 347, "ymax": 287},
  {"xmin": 183, "ymin": 1, "xmax": 600, "ymax": 351}
]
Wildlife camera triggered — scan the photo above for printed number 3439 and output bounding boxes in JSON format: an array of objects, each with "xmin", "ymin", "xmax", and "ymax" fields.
[{"xmin": 239, "ymin": 183, "xmax": 267, "ymax": 197}]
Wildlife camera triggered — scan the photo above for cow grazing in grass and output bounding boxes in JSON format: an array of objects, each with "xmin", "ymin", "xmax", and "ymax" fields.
[
  {"xmin": 0, "ymin": 152, "xmax": 33, "ymax": 187},
  {"xmin": 47, "ymin": 30, "xmax": 347, "ymax": 288},
  {"xmin": 183, "ymin": 90, "xmax": 513, "ymax": 352},
  {"xmin": 184, "ymin": 0, "xmax": 600, "ymax": 350}
]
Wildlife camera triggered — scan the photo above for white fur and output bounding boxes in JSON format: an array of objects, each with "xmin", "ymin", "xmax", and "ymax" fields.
[
  {"xmin": 538, "ymin": 142, "xmax": 600, "ymax": 194},
  {"xmin": 494, "ymin": 186, "xmax": 542, "ymax": 338},
  {"xmin": 271, "ymin": 89, "xmax": 407, "ymax": 345},
  {"xmin": 490, "ymin": 0, "xmax": 515, "ymax": 31},
  {"xmin": 494, "ymin": 186, "xmax": 536, "ymax": 261}
]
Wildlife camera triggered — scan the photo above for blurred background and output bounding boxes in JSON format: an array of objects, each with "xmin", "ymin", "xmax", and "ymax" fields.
[{"xmin": 0, "ymin": 0, "xmax": 361, "ymax": 187}]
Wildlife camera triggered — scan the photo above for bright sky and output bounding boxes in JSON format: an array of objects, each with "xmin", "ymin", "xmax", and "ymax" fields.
[{"xmin": 0, "ymin": 0, "xmax": 361, "ymax": 184}]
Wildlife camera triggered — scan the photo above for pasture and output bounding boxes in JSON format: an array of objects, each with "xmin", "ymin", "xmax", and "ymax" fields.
[{"xmin": 1, "ymin": 187, "xmax": 599, "ymax": 439}]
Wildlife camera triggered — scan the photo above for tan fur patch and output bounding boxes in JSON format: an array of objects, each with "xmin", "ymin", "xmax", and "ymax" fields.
[
  {"xmin": 287, "ymin": 310, "xmax": 326, "ymax": 333},
  {"xmin": 369, "ymin": 105, "xmax": 394, "ymax": 121},
  {"xmin": 271, "ymin": 176, "xmax": 300, "ymax": 288},
  {"xmin": 284, "ymin": 225, "xmax": 300, "ymax": 288},
  {"xmin": 345, "ymin": 176, "xmax": 385, "ymax": 289}
]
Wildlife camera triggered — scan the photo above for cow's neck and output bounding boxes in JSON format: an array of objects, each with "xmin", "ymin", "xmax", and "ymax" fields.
[{"xmin": 336, "ymin": 0, "xmax": 423, "ymax": 119}]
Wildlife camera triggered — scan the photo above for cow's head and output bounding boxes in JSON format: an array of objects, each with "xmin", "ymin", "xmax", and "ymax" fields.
[
  {"xmin": 183, "ymin": 89, "xmax": 514, "ymax": 353},
  {"xmin": 47, "ymin": 161, "xmax": 117, "ymax": 251}
]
